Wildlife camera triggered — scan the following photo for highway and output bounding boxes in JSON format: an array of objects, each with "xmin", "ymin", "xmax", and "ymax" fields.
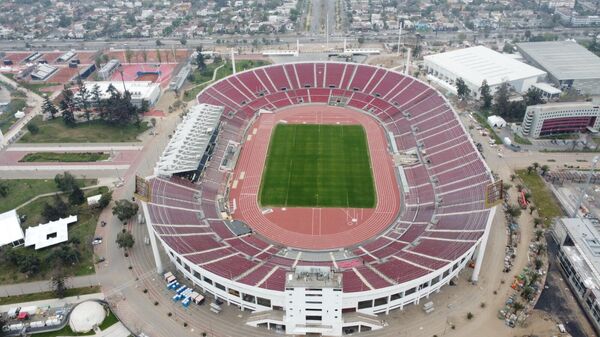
[{"xmin": 0, "ymin": 27, "xmax": 595, "ymax": 51}]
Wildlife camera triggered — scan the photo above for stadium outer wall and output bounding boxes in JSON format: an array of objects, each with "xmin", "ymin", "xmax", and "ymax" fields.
[
  {"xmin": 143, "ymin": 203, "xmax": 494, "ymax": 315},
  {"xmin": 141, "ymin": 61, "xmax": 498, "ymax": 326}
]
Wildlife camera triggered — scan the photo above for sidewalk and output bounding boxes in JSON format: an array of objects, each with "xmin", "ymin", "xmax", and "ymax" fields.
[{"xmin": 0, "ymin": 274, "xmax": 102, "ymax": 297}]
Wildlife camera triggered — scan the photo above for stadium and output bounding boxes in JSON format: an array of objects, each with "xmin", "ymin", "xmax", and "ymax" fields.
[{"xmin": 139, "ymin": 62, "xmax": 496, "ymax": 336}]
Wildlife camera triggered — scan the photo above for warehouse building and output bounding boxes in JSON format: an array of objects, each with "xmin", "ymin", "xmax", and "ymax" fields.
[
  {"xmin": 521, "ymin": 101, "xmax": 600, "ymax": 138},
  {"xmin": 423, "ymin": 46, "xmax": 546, "ymax": 97},
  {"xmin": 517, "ymin": 41, "xmax": 600, "ymax": 96},
  {"xmin": 553, "ymin": 217, "xmax": 600, "ymax": 335},
  {"xmin": 79, "ymin": 81, "xmax": 161, "ymax": 107}
]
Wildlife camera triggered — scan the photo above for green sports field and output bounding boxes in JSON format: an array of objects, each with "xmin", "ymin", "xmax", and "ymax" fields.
[{"xmin": 259, "ymin": 124, "xmax": 376, "ymax": 208}]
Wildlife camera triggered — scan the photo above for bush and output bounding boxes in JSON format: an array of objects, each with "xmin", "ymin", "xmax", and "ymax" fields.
[
  {"xmin": 27, "ymin": 123, "xmax": 39, "ymax": 134},
  {"xmin": 467, "ymin": 312, "xmax": 474, "ymax": 320}
]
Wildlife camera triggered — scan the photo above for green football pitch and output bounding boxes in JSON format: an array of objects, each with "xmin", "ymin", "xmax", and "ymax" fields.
[{"xmin": 259, "ymin": 124, "xmax": 376, "ymax": 208}]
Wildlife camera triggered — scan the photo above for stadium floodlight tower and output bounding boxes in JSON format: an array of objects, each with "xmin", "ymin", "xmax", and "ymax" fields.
[{"xmin": 572, "ymin": 155, "xmax": 600, "ymax": 217}]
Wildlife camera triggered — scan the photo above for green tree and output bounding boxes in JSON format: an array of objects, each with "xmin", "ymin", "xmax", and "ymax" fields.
[
  {"xmin": 0, "ymin": 181, "xmax": 9, "ymax": 197},
  {"xmin": 112, "ymin": 199, "xmax": 139, "ymax": 221},
  {"xmin": 506, "ymin": 204, "xmax": 522, "ymax": 219},
  {"xmin": 27, "ymin": 123, "xmax": 39, "ymax": 134},
  {"xmin": 535, "ymin": 229, "xmax": 544, "ymax": 241},
  {"xmin": 529, "ymin": 205, "xmax": 537, "ymax": 215},
  {"xmin": 155, "ymin": 39, "xmax": 163, "ymax": 46},
  {"xmin": 54, "ymin": 171, "xmax": 78, "ymax": 192},
  {"xmin": 493, "ymin": 82, "xmax": 510, "ymax": 118},
  {"xmin": 180, "ymin": 37, "xmax": 187, "ymax": 45},
  {"xmin": 116, "ymin": 231, "xmax": 135, "ymax": 249},
  {"xmin": 195, "ymin": 46, "xmax": 206, "ymax": 71},
  {"xmin": 42, "ymin": 195, "xmax": 69, "ymax": 221},
  {"xmin": 42, "ymin": 95, "xmax": 59, "ymax": 119},
  {"xmin": 540, "ymin": 164, "xmax": 550, "ymax": 176},
  {"xmin": 98, "ymin": 191, "xmax": 113, "ymax": 209},
  {"xmin": 480, "ymin": 80, "xmax": 492, "ymax": 110},
  {"xmin": 525, "ymin": 87, "xmax": 544, "ymax": 106},
  {"xmin": 51, "ymin": 269, "xmax": 68, "ymax": 299},
  {"xmin": 125, "ymin": 48, "xmax": 134, "ymax": 64},
  {"xmin": 533, "ymin": 218, "xmax": 543, "ymax": 228},
  {"xmin": 60, "ymin": 89, "xmax": 76, "ymax": 127},
  {"xmin": 456, "ymin": 78, "xmax": 470, "ymax": 99},
  {"xmin": 69, "ymin": 185, "xmax": 85, "ymax": 205}
]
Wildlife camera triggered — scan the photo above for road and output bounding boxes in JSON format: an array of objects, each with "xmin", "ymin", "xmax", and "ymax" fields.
[
  {"xmin": 0, "ymin": 73, "xmax": 44, "ymax": 148},
  {"xmin": 0, "ymin": 27, "xmax": 595, "ymax": 51}
]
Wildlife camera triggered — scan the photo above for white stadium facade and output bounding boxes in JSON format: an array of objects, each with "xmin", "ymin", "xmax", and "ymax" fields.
[{"xmin": 140, "ymin": 62, "xmax": 497, "ymax": 336}]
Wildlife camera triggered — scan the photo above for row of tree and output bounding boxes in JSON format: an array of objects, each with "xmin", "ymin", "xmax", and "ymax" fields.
[
  {"xmin": 43, "ymin": 83, "xmax": 148, "ymax": 127},
  {"xmin": 455, "ymin": 78, "xmax": 545, "ymax": 121}
]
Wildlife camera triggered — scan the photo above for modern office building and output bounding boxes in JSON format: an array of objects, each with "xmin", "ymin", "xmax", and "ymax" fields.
[
  {"xmin": 517, "ymin": 41, "xmax": 600, "ymax": 95},
  {"xmin": 423, "ymin": 46, "xmax": 546, "ymax": 97},
  {"xmin": 553, "ymin": 217, "xmax": 600, "ymax": 335},
  {"xmin": 521, "ymin": 101, "xmax": 600, "ymax": 138}
]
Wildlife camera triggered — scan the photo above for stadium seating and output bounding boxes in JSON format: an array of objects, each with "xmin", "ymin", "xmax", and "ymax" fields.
[{"xmin": 147, "ymin": 62, "xmax": 491, "ymax": 292}]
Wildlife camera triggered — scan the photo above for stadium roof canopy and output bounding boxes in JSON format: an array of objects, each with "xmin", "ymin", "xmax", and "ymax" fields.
[
  {"xmin": 516, "ymin": 41, "xmax": 600, "ymax": 80},
  {"xmin": 0, "ymin": 209, "xmax": 24, "ymax": 247},
  {"xmin": 24, "ymin": 215, "xmax": 77, "ymax": 250},
  {"xmin": 154, "ymin": 103, "xmax": 224, "ymax": 177},
  {"xmin": 424, "ymin": 46, "xmax": 546, "ymax": 87}
]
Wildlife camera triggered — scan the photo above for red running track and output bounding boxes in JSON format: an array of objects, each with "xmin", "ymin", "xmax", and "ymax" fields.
[{"xmin": 229, "ymin": 105, "xmax": 401, "ymax": 250}]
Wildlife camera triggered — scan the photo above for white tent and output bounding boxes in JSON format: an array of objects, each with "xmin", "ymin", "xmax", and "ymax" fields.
[
  {"xmin": 69, "ymin": 301, "xmax": 106, "ymax": 333},
  {"xmin": 0, "ymin": 209, "xmax": 24, "ymax": 247},
  {"xmin": 487, "ymin": 115, "xmax": 507, "ymax": 128}
]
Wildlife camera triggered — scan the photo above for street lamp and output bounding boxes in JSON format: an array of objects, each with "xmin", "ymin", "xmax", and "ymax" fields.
[{"xmin": 572, "ymin": 155, "xmax": 600, "ymax": 217}]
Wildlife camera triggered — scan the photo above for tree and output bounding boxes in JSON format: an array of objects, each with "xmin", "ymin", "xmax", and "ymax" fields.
[
  {"xmin": 69, "ymin": 185, "xmax": 85, "ymax": 205},
  {"xmin": 456, "ymin": 78, "xmax": 470, "ymax": 99},
  {"xmin": 142, "ymin": 49, "xmax": 148, "ymax": 63},
  {"xmin": 516, "ymin": 184, "xmax": 523, "ymax": 192},
  {"xmin": 529, "ymin": 205, "xmax": 537, "ymax": 215},
  {"xmin": 480, "ymin": 80, "xmax": 492, "ymax": 110},
  {"xmin": 510, "ymin": 174, "xmax": 516, "ymax": 181},
  {"xmin": 155, "ymin": 39, "xmax": 163, "ymax": 46},
  {"xmin": 195, "ymin": 46, "xmax": 205, "ymax": 71},
  {"xmin": 512, "ymin": 301, "xmax": 524, "ymax": 313},
  {"xmin": 493, "ymin": 82, "xmax": 511, "ymax": 118},
  {"xmin": 112, "ymin": 199, "xmax": 139, "ymax": 221},
  {"xmin": 98, "ymin": 191, "xmax": 113, "ymax": 209},
  {"xmin": 540, "ymin": 165, "xmax": 550, "ymax": 176},
  {"xmin": 116, "ymin": 231, "xmax": 135, "ymax": 249},
  {"xmin": 535, "ymin": 229, "xmax": 544, "ymax": 241},
  {"xmin": 125, "ymin": 48, "xmax": 134, "ymax": 64},
  {"xmin": 506, "ymin": 204, "xmax": 522, "ymax": 219},
  {"xmin": 527, "ymin": 165, "xmax": 534, "ymax": 174},
  {"xmin": 27, "ymin": 123, "xmax": 39, "ymax": 134},
  {"xmin": 77, "ymin": 83, "xmax": 91, "ymax": 121},
  {"xmin": 42, "ymin": 195, "xmax": 69, "ymax": 222},
  {"xmin": 42, "ymin": 95, "xmax": 59, "ymax": 119},
  {"xmin": 532, "ymin": 162, "xmax": 540, "ymax": 171},
  {"xmin": 51, "ymin": 269, "xmax": 68, "ymax": 299},
  {"xmin": 0, "ymin": 181, "xmax": 8, "ymax": 197},
  {"xmin": 55, "ymin": 172, "xmax": 78, "ymax": 193},
  {"xmin": 156, "ymin": 49, "xmax": 162, "ymax": 63},
  {"xmin": 525, "ymin": 87, "xmax": 544, "ymax": 106},
  {"xmin": 533, "ymin": 218, "xmax": 543, "ymax": 228},
  {"xmin": 180, "ymin": 37, "xmax": 187, "ymax": 45},
  {"xmin": 535, "ymin": 243, "xmax": 546, "ymax": 255},
  {"xmin": 60, "ymin": 89, "xmax": 76, "ymax": 127}
]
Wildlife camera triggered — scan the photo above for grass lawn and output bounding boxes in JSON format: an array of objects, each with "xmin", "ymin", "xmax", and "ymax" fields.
[
  {"xmin": 19, "ymin": 116, "xmax": 149, "ymax": 143},
  {"xmin": 516, "ymin": 169, "xmax": 563, "ymax": 227},
  {"xmin": 513, "ymin": 133, "xmax": 532, "ymax": 145},
  {"xmin": 20, "ymin": 152, "xmax": 110, "ymax": 163},
  {"xmin": 0, "ymin": 97, "xmax": 26, "ymax": 133},
  {"xmin": 259, "ymin": 124, "xmax": 375, "ymax": 208},
  {"xmin": 0, "ymin": 286, "xmax": 101, "ymax": 305},
  {"xmin": 0, "ymin": 178, "xmax": 97, "ymax": 213},
  {"xmin": 183, "ymin": 59, "xmax": 271, "ymax": 102},
  {"xmin": 0, "ymin": 186, "xmax": 107, "ymax": 284}
]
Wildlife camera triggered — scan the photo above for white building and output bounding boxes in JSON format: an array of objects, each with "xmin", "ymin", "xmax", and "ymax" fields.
[
  {"xmin": 423, "ymin": 46, "xmax": 546, "ymax": 97},
  {"xmin": 521, "ymin": 101, "xmax": 600, "ymax": 138},
  {"xmin": 0, "ymin": 209, "xmax": 24, "ymax": 247},
  {"xmin": 80, "ymin": 81, "xmax": 161, "ymax": 107},
  {"xmin": 553, "ymin": 217, "xmax": 600, "ymax": 335},
  {"xmin": 487, "ymin": 115, "xmax": 507, "ymax": 128},
  {"xmin": 24, "ymin": 215, "xmax": 77, "ymax": 250}
]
